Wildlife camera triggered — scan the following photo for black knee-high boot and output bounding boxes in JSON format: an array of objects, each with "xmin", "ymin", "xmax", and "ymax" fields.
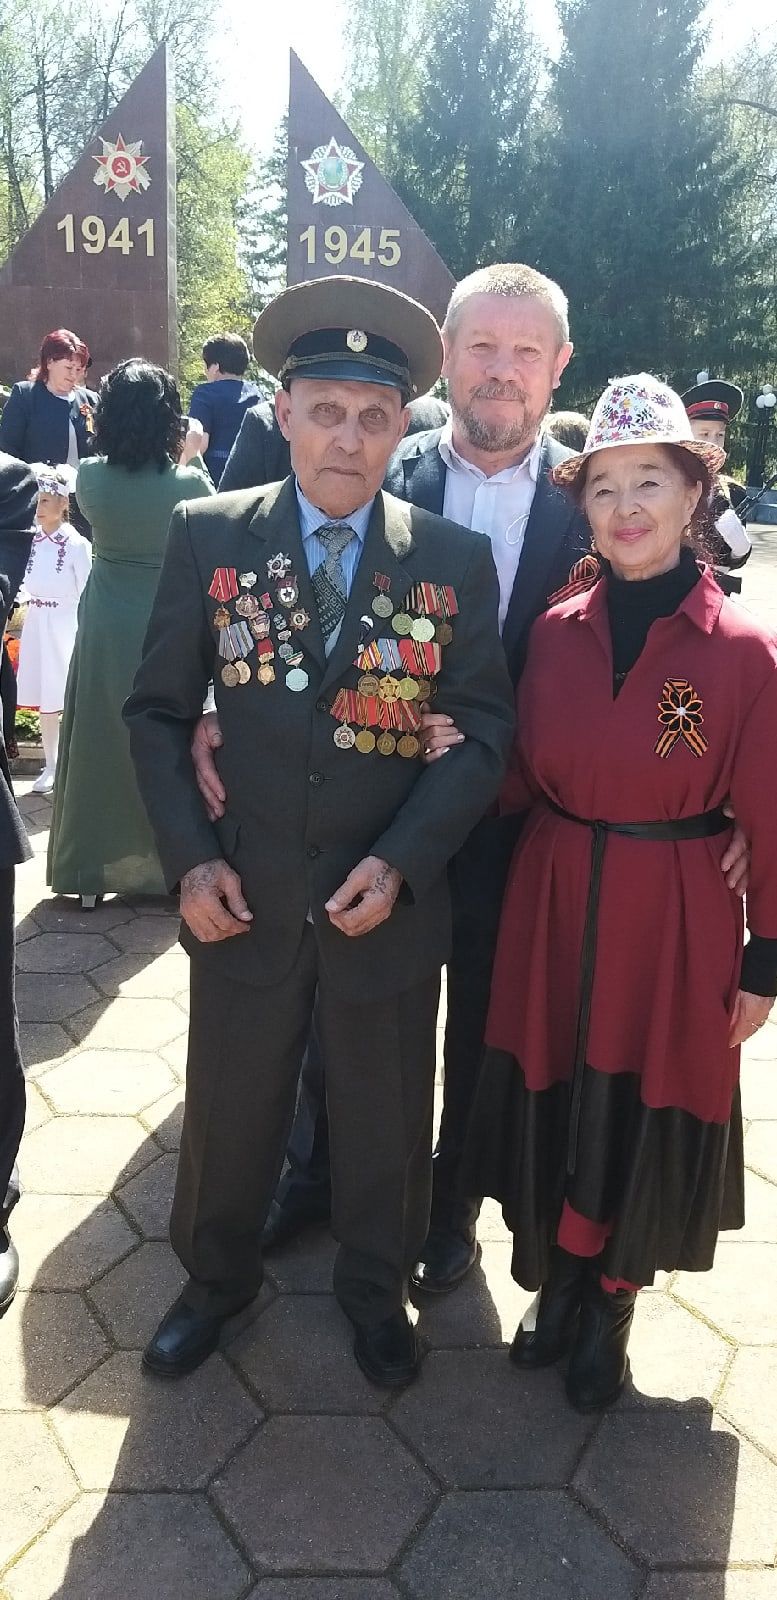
[
  {"xmin": 565, "ymin": 1278, "xmax": 637, "ymax": 1411},
  {"xmin": 510, "ymin": 1247, "xmax": 591, "ymax": 1369}
]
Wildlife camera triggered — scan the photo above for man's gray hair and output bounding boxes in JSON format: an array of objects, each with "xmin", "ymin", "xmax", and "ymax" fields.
[{"xmin": 444, "ymin": 263, "xmax": 570, "ymax": 349}]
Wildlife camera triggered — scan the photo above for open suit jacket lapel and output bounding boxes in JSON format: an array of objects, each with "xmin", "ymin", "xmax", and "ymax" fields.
[
  {"xmin": 500, "ymin": 438, "xmax": 580, "ymax": 675},
  {"xmin": 245, "ymin": 477, "xmax": 326, "ymax": 672},
  {"xmin": 400, "ymin": 440, "xmax": 446, "ymax": 515},
  {"xmin": 321, "ymin": 493, "xmax": 416, "ymax": 691}
]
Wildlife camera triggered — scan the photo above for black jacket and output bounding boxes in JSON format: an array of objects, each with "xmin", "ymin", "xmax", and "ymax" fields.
[
  {"xmin": 0, "ymin": 453, "xmax": 37, "ymax": 866},
  {"xmin": 125, "ymin": 480, "xmax": 514, "ymax": 1002},
  {"xmin": 0, "ymin": 381, "xmax": 96, "ymax": 467}
]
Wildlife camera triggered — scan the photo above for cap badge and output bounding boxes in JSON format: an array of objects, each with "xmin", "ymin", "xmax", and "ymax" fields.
[{"xmin": 347, "ymin": 330, "xmax": 368, "ymax": 353}]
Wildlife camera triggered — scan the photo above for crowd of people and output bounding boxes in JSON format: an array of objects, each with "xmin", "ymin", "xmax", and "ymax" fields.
[{"xmin": 0, "ymin": 264, "xmax": 773, "ymax": 1424}]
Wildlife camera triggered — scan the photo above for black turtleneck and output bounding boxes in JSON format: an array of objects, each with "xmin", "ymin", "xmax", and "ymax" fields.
[{"xmin": 604, "ymin": 549, "xmax": 777, "ymax": 999}]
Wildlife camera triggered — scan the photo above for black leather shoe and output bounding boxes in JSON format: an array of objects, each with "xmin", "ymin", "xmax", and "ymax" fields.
[
  {"xmin": 142, "ymin": 1293, "xmax": 255, "ymax": 1378},
  {"xmin": 261, "ymin": 1197, "xmax": 330, "ymax": 1253},
  {"xmin": 353, "ymin": 1309, "xmax": 420, "ymax": 1389},
  {"xmin": 410, "ymin": 1227, "xmax": 477, "ymax": 1295},
  {"xmin": 0, "ymin": 1228, "xmax": 19, "ymax": 1317},
  {"xmin": 510, "ymin": 1248, "xmax": 589, "ymax": 1369},
  {"xmin": 565, "ymin": 1281, "xmax": 637, "ymax": 1412}
]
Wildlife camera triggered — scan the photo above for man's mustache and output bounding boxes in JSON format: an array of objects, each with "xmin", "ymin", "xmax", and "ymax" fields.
[{"xmin": 471, "ymin": 384, "xmax": 528, "ymax": 403}]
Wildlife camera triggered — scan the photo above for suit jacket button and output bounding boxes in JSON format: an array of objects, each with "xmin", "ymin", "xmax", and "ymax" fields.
[
  {"xmin": 316, "ymin": 698, "xmax": 328, "ymax": 713},
  {"xmin": 307, "ymin": 844, "xmax": 320, "ymax": 859},
  {"xmin": 309, "ymin": 772, "xmax": 324, "ymax": 787}
]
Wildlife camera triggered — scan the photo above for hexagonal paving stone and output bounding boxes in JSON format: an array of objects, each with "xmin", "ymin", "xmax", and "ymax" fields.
[
  {"xmin": 0, "ymin": 1412, "xmax": 78, "ymax": 1569},
  {"xmin": 51, "ymin": 1350, "xmax": 261, "ymax": 1489},
  {"xmin": 741, "ymin": 1028, "xmax": 777, "ymax": 1063},
  {"xmin": 160, "ymin": 1032, "xmax": 188, "ymax": 1078},
  {"xmin": 745, "ymin": 1121, "xmax": 777, "ymax": 1185},
  {"xmin": 720, "ymin": 1347, "xmax": 777, "ymax": 1460},
  {"xmin": 88, "ymin": 1241, "xmax": 187, "ymax": 1348},
  {"xmin": 42, "ymin": 1049, "xmax": 176, "ymax": 1116},
  {"xmin": 16, "ymin": 932, "xmax": 118, "ymax": 973},
  {"xmin": 69, "ymin": 996, "xmax": 186, "ymax": 1051},
  {"xmin": 575, "ymin": 1409, "xmax": 777, "ymax": 1565},
  {"xmin": 0, "ymin": 1289, "xmax": 109, "ymax": 1409},
  {"xmin": 24, "ymin": 1078, "xmax": 53, "ymax": 1131},
  {"xmin": 674, "ymin": 1243, "xmax": 777, "ymax": 1345},
  {"xmin": 248, "ymin": 1585, "xmax": 400, "ymax": 1599},
  {"xmin": 412, "ymin": 1242, "xmax": 532, "ymax": 1349},
  {"xmin": 14, "ymin": 1194, "xmax": 137, "ymax": 1290},
  {"xmin": 18, "ymin": 1020, "xmax": 74, "ymax": 1076},
  {"xmin": 2, "ymin": 1492, "xmax": 251, "ymax": 1600},
  {"xmin": 400, "ymin": 1489, "xmax": 641, "ymax": 1599},
  {"xmin": 15, "ymin": 912, "xmax": 43, "ymax": 942},
  {"xmin": 90, "ymin": 950, "xmax": 190, "ymax": 999},
  {"xmin": 266, "ymin": 1225, "xmax": 338, "ymax": 1293},
  {"xmin": 643, "ymin": 1577, "xmax": 777, "ymax": 1599},
  {"xmin": 116, "ymin": 1153, "xmax": 177, "ymax": 1239},
  {"xmin": 740, "ymin": 1059, "xmax": 777, "ymax": 1120},
  {"xmin": 110, "ymin": 915, "xmax": 181, "ymax": 954},
  {"xmin": 392, "ymin": 1348, "xmax": 594, "ymax": 1488},
  {"xmin": 16, "ymin": 971, "xmax": 98, "ymax": 1022},
  {"xmin": 619, "ymin": 1293, "xmax": 731, "ymax": 1408},
  {"xmin": 20, "ymin": 1115, "xmax": 152, "ymax": 1194},
  {"xmin": 212, "ymin": 1416, "xmax": 435, "ymax": 1572},
  {"xmin": 30, "ymin": 896, "xmax": 136, "ymax": 933},
  {"xmin": 730, "ymin": 1169, "xmax": 777, "ymax": 1244},
  {"xmin": 229, "ymin": 1294, "xmax": 386, "ymax": 1413},
  {"xmin": 138, "ymin": 1086, "xmax": 184, "ymax": 1149}
]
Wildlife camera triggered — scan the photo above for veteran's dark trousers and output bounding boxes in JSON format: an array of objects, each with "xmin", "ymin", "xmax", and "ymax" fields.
[
  {"xmin": 0, "ymin": 868, "xmax": 24, "ymax": 1227},
  {"xmin": 173, "ymin": 923, "xmax": 440, "ymax": 1328}
]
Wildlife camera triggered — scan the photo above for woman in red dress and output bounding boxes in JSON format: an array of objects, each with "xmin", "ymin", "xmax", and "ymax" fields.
[{"xmin": 465, "ymin": 374, "xmax": 777, "ymax": 1411}]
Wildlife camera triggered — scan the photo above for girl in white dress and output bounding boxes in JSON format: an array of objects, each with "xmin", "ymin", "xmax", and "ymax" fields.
[{"xmin": 16, "ymin": 467, "xmax": 91, "ymax": 793}]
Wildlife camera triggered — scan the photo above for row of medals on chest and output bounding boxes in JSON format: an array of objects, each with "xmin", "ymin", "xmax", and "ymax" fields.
[{"xmin": 214, "ymin": 555, "xmax": 453, "ymax": 759}]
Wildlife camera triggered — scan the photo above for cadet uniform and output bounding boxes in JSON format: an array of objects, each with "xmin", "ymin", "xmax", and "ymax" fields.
[
  {"xmin": 682, "ymin": 379, "xmax": 750, "ymax": 577},
  {"xmin": 124, "ymin": 277, "xmax": 514, "ymax": 1383}
]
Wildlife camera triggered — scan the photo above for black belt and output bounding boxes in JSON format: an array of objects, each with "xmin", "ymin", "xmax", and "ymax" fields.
[{"xmin": 546, "ymin": 800, "xmax": 731, "ymax": 1176}]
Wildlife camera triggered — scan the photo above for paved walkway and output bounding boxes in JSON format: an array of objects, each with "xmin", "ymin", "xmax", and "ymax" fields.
[{"xmin": 2, "ymin": 535, "xmax": 777, "ymax": 1599}]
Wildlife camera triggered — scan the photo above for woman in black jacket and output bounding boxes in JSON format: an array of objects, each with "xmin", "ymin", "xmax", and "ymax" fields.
[{"xmin": 0, "ymin": 328, "xmax": 96, "ymax": 468}]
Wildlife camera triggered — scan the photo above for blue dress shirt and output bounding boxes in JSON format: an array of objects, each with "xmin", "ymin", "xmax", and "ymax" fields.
[{"xmin": 294, "ymin": 480, "xmax": 373, "ymax": 600}]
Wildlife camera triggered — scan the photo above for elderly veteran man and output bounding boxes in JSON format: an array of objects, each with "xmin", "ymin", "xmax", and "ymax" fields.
[{"xmin": 124, "ymin": 276, "xmax": 514, "ymax": 1387}]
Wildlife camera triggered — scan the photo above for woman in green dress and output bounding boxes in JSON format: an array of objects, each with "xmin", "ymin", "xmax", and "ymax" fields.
[{"xmin": 48, "ymin": 360, "xmax": 214, "ymax": 903}]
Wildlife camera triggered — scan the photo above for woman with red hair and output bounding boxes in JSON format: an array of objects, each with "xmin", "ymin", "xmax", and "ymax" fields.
[{"xmin": 0, "ymin": 328, "xmax": 96, "ymax": 469}]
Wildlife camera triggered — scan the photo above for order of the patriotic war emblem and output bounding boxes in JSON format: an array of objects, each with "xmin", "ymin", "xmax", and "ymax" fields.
[
  {"xmin": 301, "ymin": 137, "xmax": 364, "ymax": 206},
  {"xmin": 93, "ymin": 134, "xmax": 151, "ymax": 202}
]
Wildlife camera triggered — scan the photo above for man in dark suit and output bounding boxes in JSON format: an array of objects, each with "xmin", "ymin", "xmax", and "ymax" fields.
[
  {"xmin": 0, "ymin": 453, "xmax": 39, "ymax": 1315},
  {"xmin": 124, "ymin": 276, "xmax": 514, "ymax": 1387},
  {"xmin": 219, "ymin": 392, "xmax": 450, "ymax": 492},
  {"xmin": 194, "ymin": 263, "xmax": 594, "ymax": 1289}
]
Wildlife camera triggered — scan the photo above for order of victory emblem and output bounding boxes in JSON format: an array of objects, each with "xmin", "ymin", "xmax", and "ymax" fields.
[
  {"xmin": 301, "ymin": 137, "xmax": 364, "ymax": 206},
  {"xmin": 92, "ymin": 134, "xmax": 151, "ymax": 201}
]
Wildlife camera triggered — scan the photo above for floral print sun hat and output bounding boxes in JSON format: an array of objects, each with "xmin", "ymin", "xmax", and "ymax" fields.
[{"xmin": 551, "ymin": 373, "xmax": 725, "ymax": 489}]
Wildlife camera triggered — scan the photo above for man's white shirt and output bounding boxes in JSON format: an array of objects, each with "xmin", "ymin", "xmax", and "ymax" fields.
[{"xmin": 438, "ymin": 422, "xmax": 543, "ymax": 633}]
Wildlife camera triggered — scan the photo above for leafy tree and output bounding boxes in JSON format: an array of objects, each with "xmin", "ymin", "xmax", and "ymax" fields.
[
  {"xmin": 175, "ymin": 104, "xmax": 253, "ymax": 395},
  {"xmin": 341, "ymin": 0, "xmax": 438, "ymax": 174},
  {"xmin": 525, "ymin": 0, "xmax": 771, "ymax": 407}
]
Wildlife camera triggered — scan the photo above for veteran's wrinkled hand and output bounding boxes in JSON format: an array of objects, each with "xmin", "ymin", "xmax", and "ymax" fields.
[
  {"xmin": 180, "ymin": 858, "xmax": 253, "ymax": 942},
  {"xmin": 420, "ymin": 706, "xmax": 465, "ymax": 764},
  {"xmin": 192, "ymin": 712, "xmax": 226, "ymax": 821},
  {"xmin": 326, "ymin": 855, "xmax": 402, "ymax": 937},
  {"xmin": 721, "ymin": 806, "xmax": 749, "ymax": 897},
  {"xmin": 729, "ymin": 989, "xmax": 773, "ymax": 1048}
]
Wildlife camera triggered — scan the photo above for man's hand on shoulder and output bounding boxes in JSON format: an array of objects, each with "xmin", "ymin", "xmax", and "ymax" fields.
[
  {"xmin": 180, "ymin": 858, "xmax": 253, "ymax": 942},
  {"xmin": 326, "ymin": 855, "xmax": 402, "ymax": 938}
]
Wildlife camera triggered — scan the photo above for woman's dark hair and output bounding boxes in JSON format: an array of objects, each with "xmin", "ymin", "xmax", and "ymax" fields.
[
  {"xmin": 35, "ymin": 328, "xmax": 90, "ymax": 384},
  {"xmin": 93, "ymin": 359, "xmax": 183, "ymax": 471},
  {"xmin": 202, "ymin": 333, "xmax": 251, "ymax": 376}
]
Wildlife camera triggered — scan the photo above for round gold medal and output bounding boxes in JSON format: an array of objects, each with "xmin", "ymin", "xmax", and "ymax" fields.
[
  {"xmin": 376, "ymin": 731, "xmax": 397, "ymax": 756},
  {"xmin": 397, "ymin": 734, "xmax": 420, "ymax": 759},
  {"xmin": 378, "ymin": 675, "xmax": 400, "ymax": 702},
  {"xmin": 358, "ymin": 672, "xmax": 380, "ymax": 696},
  {"xmin": 372, "ymin": 594, "xmax": 393, "ymax": 618},
  {"xmin": 333, "ymin": 724, "xmax": 356, "ymax": 749},
  {"xmin": 355, "ymin": 729, "xmax": 376, "ymax": 754},
  {"xmin": 436, "ymin": 622, "xmax": 453, "ymax": 646},
  {"xmin": 392, "ymin": 612, "xmax": 413, "ymax": 636},
  {"xmin": 411, "ymin": 616, "xmax": 436, "ymax": 643},
  {"xmin": 235, "ymin": 659, "xmax": 251, "ymax": 684},
  {"xmin": 415, "ymin": 677, "xmax": 432, "ymax": 701},
  {"xmin": 257, "ymin": 662, "xmax": 276, "ymax": 685},
  {"xmin": 398, "ymin": 676, "xmax": 419, "ymax": 701},
  {"xmin": 221, "ymin": 662, "xmax": 239, "ymax": 687}
]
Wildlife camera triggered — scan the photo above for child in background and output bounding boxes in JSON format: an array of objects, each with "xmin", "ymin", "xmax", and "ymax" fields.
[{"xmin": 16, "ymin": 466, "xmax": 91, "ymax": 794}]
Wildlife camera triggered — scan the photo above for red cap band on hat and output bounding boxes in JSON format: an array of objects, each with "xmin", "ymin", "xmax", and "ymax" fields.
[{"xmin": 687, "ymin": 400, "xmax": 729, "ymax": 420}]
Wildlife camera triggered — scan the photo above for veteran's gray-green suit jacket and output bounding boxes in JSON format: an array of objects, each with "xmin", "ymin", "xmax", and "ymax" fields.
[{"xmin": 124, "ymin": 478, "xmax": 515, "ymax": 1004}]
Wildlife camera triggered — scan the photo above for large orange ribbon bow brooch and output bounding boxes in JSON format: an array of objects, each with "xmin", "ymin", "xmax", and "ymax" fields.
[{"xmin": 654, "ymin": 678, "xmax": 708, "ymax": 759}]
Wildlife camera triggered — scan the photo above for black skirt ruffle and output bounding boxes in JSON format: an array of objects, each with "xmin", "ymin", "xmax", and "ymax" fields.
[{"xmin": 463, "ymin": 1051, "xmax": 744, "ymax": 1291}]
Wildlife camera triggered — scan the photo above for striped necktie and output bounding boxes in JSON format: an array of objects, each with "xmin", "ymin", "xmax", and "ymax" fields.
[{"xmin": 311, "ymin": 522, "xmax": 355, "ymax": 643}]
